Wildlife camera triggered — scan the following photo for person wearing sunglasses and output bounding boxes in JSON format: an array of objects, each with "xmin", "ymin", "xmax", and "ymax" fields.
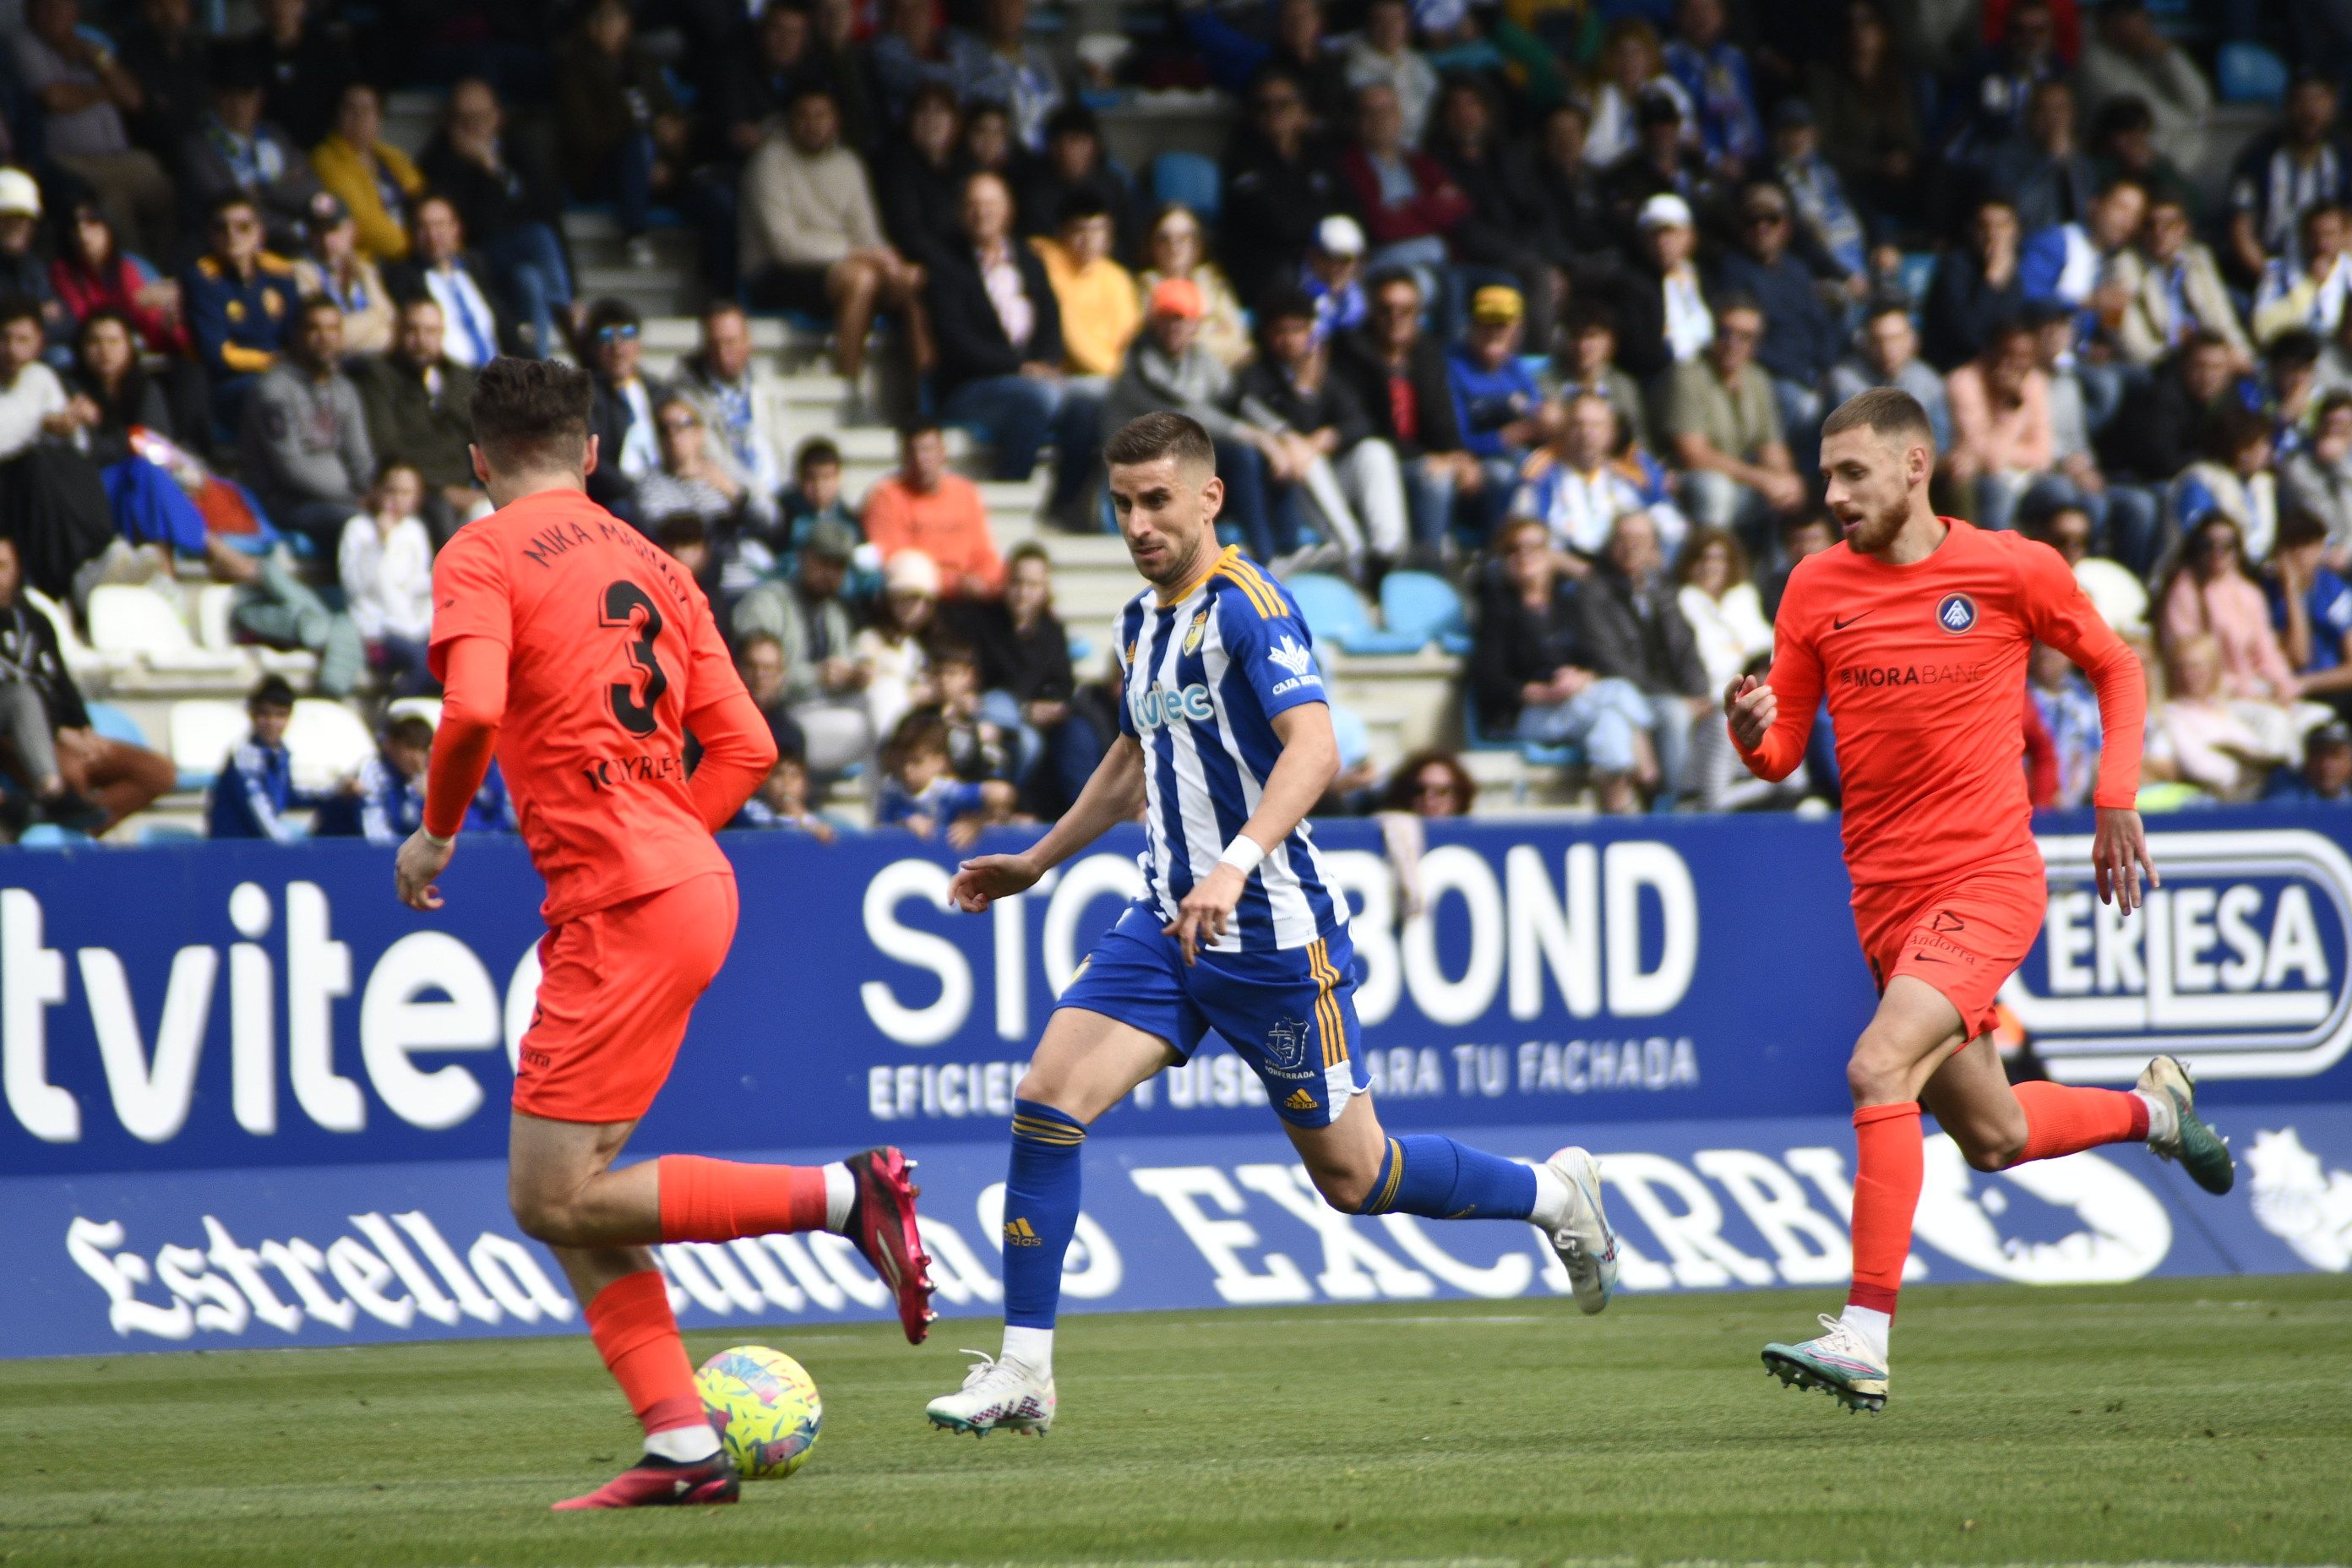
[
  {"xmin": 182, "ymin": 190, "xmax": 304, "ymax": 428},
  {"xmin": 1664, "ymin": 292, "xmax": 1808, "ymax": 537},
  {"xmin": 1715, "ymin": 180, "xmax": 1843, "ymax": 475},
  {"xmin": 581, "ymin": 298, "xmax": 661, "ymax": 520}
]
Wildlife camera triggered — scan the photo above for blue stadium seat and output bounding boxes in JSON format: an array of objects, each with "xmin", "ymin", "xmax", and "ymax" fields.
[
  {"xmin": 17, "ymin": 824, "xmax": 89, "ymax": 848},
  {"xmin": 83, "ymin": 700, "xmax": 147, "ymax": 749},
  {"xmin": 1379, "ymin": 571, "xmax": 1470, "ymax": 655},
  {"xmin": 1151, "ymin": 152, "xmax": 1222, "ymax": 225},
  {"xmin": 2218, "ymin": 42, "xmax": 2287, "ymax": 106},
  {"xmin": 1286, "ymin": 572, "xmax": 1423, "ymax": 655}
]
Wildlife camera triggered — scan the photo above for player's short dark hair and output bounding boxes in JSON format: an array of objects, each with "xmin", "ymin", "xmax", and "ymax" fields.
[
  {"xmin": 384, "ymin": 715, "xmax": 435, "ymax": 750},
  {"xmin": 0, "ymin": 293, "xmax": 44, "ymax": 333},
  {"xmin": 207, "ymin": 190, "xmax": 260, "ymax": 226},
  {"xmin": 654, "ymin": 512, "xmax": 708, "ymax": 553},
  {"xmin": 2181, "ymin": 327, "xmax": 2232, "ymax": 358},
  {"xmin": 2280, "ymin": 508, "xmax": 2332, "ymax": 552},
  {"xmin": 1821, "ymin": 386, "xmax": 1935, "ymax": 450},
  {"xmin": 1055, "ymin": 188, "xmax": 1111, "ymax": 227},
  {"xmin": 930, "ymin": 640, "xmax": 978, "ymax": 670},
  {"xmin": 1258, "ymin": 288, "xmax": 1317, "ymax": 329},
  {"xmin": 898, "ymin": 418, "xmax": 944, "ymax": 447},
  {"xmin": 585, "ymin": 297, "xmax": 640, "ymax": 337},
  {"xmin": 2203, "ymin": 404, "xmax": 2272, "ymax": 462},
  {"xmin": 297, "ymin": 293, "xmax": 345, "ymax": 328},
  {"xmin": 794, "ymin": 436, "xmax": 841, "ymax": 473},
  {"xmin": 1564, "ymin": 301, "xmax": 1617, "ymax": 339},
  {"xmin": 1007, "ymin": 540, "xmax": 1052, "ymax": 574},
  {"xmin": 1711, "ymin": 289, "xmax": 1764, "ymax": 323},
  {"xmin": 1043, "ymin": 103, "xmax": 1099, "ymax": 144},
  {"xmin": 2092, "ymin": 95, "xmax": 2155, "ymax": 140},
  {"xmin": 882, "ymin": 709, "xmax": 950, "ymax": 773},
  {"xmin": 248, "ymin": 674, "xmax": 297, "ymax": 712},
  {"xmin": 2269, "ymin": 328, "xmax": 2323, "ymax": 371},
  {"xmin": 469, "ymin": 356, "xmax": 595, "ymax": 475},
  {"xmin": 1104, "ymin": 410, "xmax": 1216, "ymax": 473},
  {"xmin": 1366, "ymin": 267, "xmax": 1421, "ymax": 300},
  {"xmin": 373, "ymin": 455, "xmax": 422, "ymax": 486}
]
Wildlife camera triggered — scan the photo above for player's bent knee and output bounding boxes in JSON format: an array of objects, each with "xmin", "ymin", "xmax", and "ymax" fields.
[
  {"xmin": 508, "ymin": 1179, "xmax": 590, "ymax": 1245},
  {"xmin": 1952, "ymin": 1124, "xmax": 2027, "ymax": 1172},
  {"xmin": 1301, "ymin": 1154, "xmax": 1379, "ymax": 1212}
]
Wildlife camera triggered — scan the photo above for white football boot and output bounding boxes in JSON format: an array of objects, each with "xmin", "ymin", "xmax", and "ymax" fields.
[
  {"xmin": 1541, "ymin": 1146, "xmax": 1620, "ymax": 1315},
  {"xmin": 926, "ymin": 1350, "xmax": 1056, "ymax": 1438}
]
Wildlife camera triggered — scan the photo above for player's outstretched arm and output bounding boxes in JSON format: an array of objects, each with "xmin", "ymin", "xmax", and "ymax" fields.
[
  {"xmin": 1166, "ymin": 701, "xmax": 1338, "ymax": 964},
  {"xmin": 397, "ymin": 636, "xmax": 507, "ymax": 911},
  {"xmin": 949, "ymin": 734, "xmax": 1146, "ymax": 912}
]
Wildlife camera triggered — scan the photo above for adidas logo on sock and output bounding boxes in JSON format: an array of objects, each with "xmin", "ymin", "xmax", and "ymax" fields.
[
  {"xmin": 1003, "ymin": 1217, "xmax": 1043, "ymax": 1247},
  {"xmin": 1284, "ymin": 1088, "xmax": 1319, "ymax": 1112}
]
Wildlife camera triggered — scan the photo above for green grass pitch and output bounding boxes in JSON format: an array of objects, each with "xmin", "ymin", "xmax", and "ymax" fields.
[{"xmin": 3, "ymin": 1277, "xmax": 2348, "ymax": 1567}]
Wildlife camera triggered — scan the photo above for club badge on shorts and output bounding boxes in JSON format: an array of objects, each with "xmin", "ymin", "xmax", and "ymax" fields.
[{"xmin": 1936, "ymin": 592, "xmax": 1978, "ymax": 634}]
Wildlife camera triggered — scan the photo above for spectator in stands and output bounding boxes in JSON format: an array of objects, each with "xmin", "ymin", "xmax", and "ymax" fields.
[
  {"xmin": 1718, "ymin": 181, "xmax": 1842, "ymax": 459},
  {"xmin": 181, "ymin": 54, "xmax": 318, "ymax": 252},
  {"xmin": 290, "ymin": 191, "xmax": 390, "ymax": 357},
  {"xmin": 1551, "ymin": 304, "xmax": 1648, "ymax": 449},
  {"xmin": 1924, "ymin": 197, "xmax": 2026, "ymax": 372},
  {"xmin": 1676, "ymin": 524, "xmax": 1772, "ymax": 691},
  {"xmin": 386, "ymin": 194, "xmax": 510, "ymax": 366},
  {"xmin": 778, "ymin": 438, "xmax": 856, "ymax": 569},
  {"xmin": 2268, "ymin": 508, "xmax": 2352, "ymax": 716},
  {"xmin": 1828, "ymin": 301, "xmax": 1953, "ymax": 454},
  {"xmin": 1182, "ymin": 0, "xmax": 1349, "ymax": 127},
  {"xmin": 349, "ymin": 297, "xmax": 482, "ymax": 542},
  {"xmin": 961, "ymin": 101, "xmax": 1018, "ymax": 190},
  {"xmin": 1380, "ymin": 749, "xmax": 1475, "ymax": 818},
  {"xmin": 2027, "ymin": 299, "xmax": 2159, "ymax": 571},
  {"xmin": 2147, "ymin": 633, "xmax": 2284, "ymax": 801},
  {"xmin": 859, "ymin": 547, "xmax": 942, "ymax": 743},
  {"xmin": 2251, "ymin": 204, "xmax": 2350, "ymax": 347},
  {"xmin": 1472, "ymin": 515, "xmax": 1655, "ymax": 813},
  {"xmin": 1447, "ymin": 285, "xmax": 1551, "ymax": 536},
  {"xmin": 1221, "ymin": 68, "xmax": 1343, "ymax": 310},
  {"xmin": 637, "ymin": 395, "xmax": 778, "ymax": 550},
  {"xmin": 2171, "ymin": 406, "xmax": 2281, "ymax": 563},
  {"xmin": 0, "ymin": 297, "xmax": 78, "ymax": 469},
  {"xmin": 2268, "ymin": 330, "xmax": 2322, "ymax": 460},
  {"xmin": 418, "ymin": 79, "xmax": 574, "ymax": 362},
  {"xmin": 184, "ymin": 192, "xmax": 295, "ymax": 426},
  {"xmin": 735, "ymin": 630, "xmax": 809, "ymax": 765},
  {"xmin": 2115, "ymin": 193, "xmax": 2251, "ymax": 370},
  {"xmin": 1662, "ymin": 0, "xmax": 1762, "ymax": 179},
  {"xmin": 875, "ymin": 706, "xmax": 1014, "ymax": 846},
  {"xmin": 207, "ymin": 674, "xmax": 330, "ymax": 839},
  {"xmin": 554, "ymin": 0, "xmax": 689, "ymax": 267},
  {"xmin": 1334, "ymin": 81, "xmax": 1469, "ymax": 303},
  {"xmin": 710, "ymin": 3, "xmax": 817, "ymax": 165},
  {"xmin": 210, "ymin": 525, "xmax": 362, "ymax": 697},
  {"xmin": 68, "ymin": 308, "xmax": 170, "ymax": 463},
  {"xmin": 733, "ymin": 518, "xmax": 873, "ymax": 774},
  {"xmin": 242, "ymin": 295, "xmax": 371, "ymax": 549},
  {"xmin": 237, "ymin": 0, "xmax": 351, "ymax": 150},
  {"xmin": 337, "ymin": 458, "xmax": 434, "ymax": 695},
  {"xmin": 866, "ymin": 421, "xmax": 1004, "ymax": 599},
  {"xmin": 2102, "ymin": 329, "xmax": 2256, "ymax": 487},
  {"xmin": 50, "ymin": 199, "xmax": 183, "ymax": 357},
  {"xmin": 1425, "ymin": 75, "xmax": 1561, "ymax": 359},
  {"xmin": 2090, "ymin": 95, "xmax": 2204, "ymax": 223},
  {"xmin": 927, "ymin": 171, "xmax": 1094, "ymax": 506},
  {"xmin": 312, "ymin": 713, "xmax": 429, "ymax": 844},
  {"xmin": 1805, "ymin": 2, "xmax": 1920, "ymax": 244},
  {"xmin": 950, "ymin": 0, "xmax": 1063, "ymax": 152},
  {"xmin": 1575, "ymin": 508, "xmax": 1708, "ymax": 803},
  {"xmin": 0, "ymin": 533, "xmax": 167, "ymax": 834},
  {"xmin": 2078, "ymin": 0, "xmax": 2209, "ymax": 170},
  {"xmin": 1944, "ymin": 316, "xmax": 2055, "ymax": 534},
  {"xmin": 879, "ymin": 84, "xmax": 966, "ymax": 270},
  {"xmin": 1017, "ymin": 106, "xmax": 1136, "ymax": 264},
  {"xmin": 1511, "ymin": 389, "xmax": 1684, "ymax": 574},
  {"xmin": 1531, "ymin": 101, "xmax": 1613, "ymax": 278},
  {"xmin": 1238, "ymin": 290, "xmax": 1409, "ymax": 574},
  {"xmin": 1768, "ymin": 99, "xmax": 1866, "ymax": 289},
  {"xmin": 582, "ymin": 299, "xmax": 661, "ymax": 520},
  {"xmin": 1299, "ymin": 216, "xmax": 1367, "ymax": 346},
  {"xmin": 2267, "ymin": 720, "xmax": 2352, "ymax": 803},
  {"xmin": 1033, "ymin": 192, "xmax": 1139, "ymax": 382},
  {"xmin": 2020, "ymin": 179, "xmax": 2145, "ymax": 356},
  {"xmin": 1340, "ymin": 0, "xmax": 1436, "ymax": 148},
  {"xmin": 956, "ymin": 540, "xmax": 1102, "ymax": 814},
  {"xmin": 740, "ymin": 83, "xmax": 927, "ymax": 397},
  {"xmin": 16, "ymin": 0, "xmax": 178, "ymax": 264},
  {"xmin": 0, "ymin": 172, "xmax": 68, "ymax": 359},
  {"xmin": 1939, "ymin": 0, "xmax": 2066, "ymax": 168},
  {"xmin": 117, "ymin": 0, "xmax": 210, "ymax": 158},
  {"xmin": 2034, "ymin": 504, "xmax": 2149, "ymax": 639},
  {"xmin": 1583, "ymin": 19, "xmax": 1686, "ymax": 173},
  {"xmin": 673, "ymin": 300, "xmax": 788, "ymax": 512},
  {"xmin": 1138, "ymin": 204, "xmax": 1249, "ymax": 370},
  {"xmin": 931, "ymin": 640, "xmax": 1014, "ymax": 784},
  {"xmin": 2285, "ymin": 391, "xmax": 2352, "ymax": 562},
  {"xmin": 2226, "ymin": 74, "xmax": 2350, "ymax": 290},
  {"xmin": 869, "ymin": 0, "xmax": 958, "ymax": 128},
  {"xmin": 1665, "ymin": 294, "xmax": 1803, "ymax": 538},
  {"xmin": 1614, "ymin": 192, "xmax": 1711, "ymax": 383},
  {"xmin": 2028, "ymin": 640, "xmax": 2104, "ymax": 808},
  {"xmin": 308, "ymin": 83, "xmax": 422, "ymax": 266},
  {"xmin": 1759, "ymin": 507, "xmax": 1836, "ymax": 620},
  {"xmin": 729, "ymin": 752, "xmax": 841, "ymax": 839},
  {"xmin": 1108, "ymin": 276, "xmax": 1298, "ymax": 562},
  {"xmin": 1600, "ymin": 90, "xmax": 1718, "ymax": 261},
  {"xmin": 2159, "ymin": 511, "xmax": 2301, "ymax": 711},
  {"xmin": 1333, "ymin": 267, "xmax": 1478, "ymax": 559}
]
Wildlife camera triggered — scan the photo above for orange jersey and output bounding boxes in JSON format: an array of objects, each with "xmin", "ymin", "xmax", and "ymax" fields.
[
  {"xmin": 428, "ymin": 490, "xmax": 743, "ymax": 924},
  {"xmin": 1735, "ymin": 518, "xmax": 2144, "ymax": 888}
]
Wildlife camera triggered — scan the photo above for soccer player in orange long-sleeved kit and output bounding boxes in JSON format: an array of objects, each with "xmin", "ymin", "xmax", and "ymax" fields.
[
  {"xmin": 391, "ymin": 359, "xmax": 935, "ymax": 1506},
  {"xmin": 1726, "ymin": 388, "xmax": 2236, "ymax": 1413}
]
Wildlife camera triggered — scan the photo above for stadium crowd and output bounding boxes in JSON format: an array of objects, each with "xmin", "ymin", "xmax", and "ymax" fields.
[{"xmin": 0, "ymin": 0, "xmax": 2344, "ymax": 846}]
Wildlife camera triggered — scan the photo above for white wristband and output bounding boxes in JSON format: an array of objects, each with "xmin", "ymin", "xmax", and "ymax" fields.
[
  {"xmin": 422, "ymin": 828, "xmax": 455, "ymax": 852},
  {"xmin": 1217, "ymin": 835, "xmax": 1266, "ymax": 876}
]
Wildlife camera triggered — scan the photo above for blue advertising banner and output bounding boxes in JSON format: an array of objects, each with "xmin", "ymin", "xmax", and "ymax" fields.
[{"xmin": 4, "ymin": 808, "xmax": 2350, "ymax": 1357}]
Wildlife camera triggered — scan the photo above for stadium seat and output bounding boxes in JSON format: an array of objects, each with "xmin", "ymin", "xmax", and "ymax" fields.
[
  {"xmin": 1286, "ymin": 572, "xmax": 1424, "ymax": 656},
  {"xmin": 168, "ymin": 699, "xmax": 248, "ymax": 789},
  {"xmin": 24, "ymin": 585, "xmax": 101, "ymax": 678},
  {"xmin": 17, "ymin": 823, "xmax": 89, "ymax": 848},
  {"xmin": 2218, "ymin": 42, "xmax": 2287, "ymax": 106},
  {"xmin": 286, "ymin": 700, "xmax": 375, "ymax": 794},
  {"xmin": 1151, "ymin": 151, "xmax": 1222, "ymax": 224},
  {"xmin": 82, "ymin": 701, "xmax": 148, "ymax": 749},
  {"xmin": 1379, "ymin": 571, "xmax": 1470, "ymax": 655},
  {"xmin": 193, "ymin": 584, "xmax": 241, "ymax": 651},
  {"xmin": 85, "ymin": 584, "xmax": 246, "ymax": 673}
]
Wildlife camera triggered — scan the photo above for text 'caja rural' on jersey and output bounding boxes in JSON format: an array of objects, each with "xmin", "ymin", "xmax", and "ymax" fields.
[
  {"xmin": 427, "ymin": 490, "xmax": 740, "ymax": 924},
  {"xmin": 1115, "ymin": 544, "xmax": 1346, "ymax": 955},
  {"xmin": 1734, "ymin": 517, "xmax": 2145, "ymax": 889}
]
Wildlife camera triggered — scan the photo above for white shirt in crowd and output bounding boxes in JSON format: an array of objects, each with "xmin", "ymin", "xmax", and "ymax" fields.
[
  {"xmin": 0, "ymin": 362, "xmax": 66, "ymax": 460},
  {"xmin": 338, "ymin": 512, "xmax": 436, "ymax": 643},
  {"xmin": 1679, "ymin": 580, "xmax": 1774, "ymax": 692},
  {"xmin": 422, "ymin": 264, "xmax": 500, "ymax": 369}
]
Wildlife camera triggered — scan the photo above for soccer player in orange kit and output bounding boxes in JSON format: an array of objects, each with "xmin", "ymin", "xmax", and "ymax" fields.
[
  {"xmin": 1727, "ymin": 388, "xmax": 2236, "ymax": 1413},
  {"xmin": 392, "ymin": 359, "xmax": 934, "ymax": 1506}
]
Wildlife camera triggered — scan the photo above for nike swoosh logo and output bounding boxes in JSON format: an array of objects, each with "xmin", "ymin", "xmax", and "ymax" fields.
[
  {"xmin": 1832, "ymin": 612, "xmax": 1872, "ymax": 630},
  {"xmin": 1912, "ymin": 955, "xmax": 1952, "ymax": 965}
]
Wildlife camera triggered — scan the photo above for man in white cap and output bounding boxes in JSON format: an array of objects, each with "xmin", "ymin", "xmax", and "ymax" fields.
[
  {"xmin": 0, "ymin": 171, "xmax": 68, "ymax": 357},
  {"xmin": 1302, "ymin": 215, "xmax": 1366, "ymax": 342},
  {"xmin": 1609, "ymin": 192, "xmax": 1713, "ymax": 384}
]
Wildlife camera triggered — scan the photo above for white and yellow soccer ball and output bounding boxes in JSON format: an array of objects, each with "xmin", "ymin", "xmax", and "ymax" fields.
[{"xmin": 695, "ymin": 1345, "xmax": 823, "ymax": 1479}]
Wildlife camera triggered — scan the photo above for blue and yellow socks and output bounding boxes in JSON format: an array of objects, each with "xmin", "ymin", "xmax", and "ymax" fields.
[
  {"xmin": 1354, "ymin": 1135, "xmax": 1541, "ymax": 1221},
  {"xmin": 999, "ymin": 1099, "xmax": 1087, "ymax": 1372}
]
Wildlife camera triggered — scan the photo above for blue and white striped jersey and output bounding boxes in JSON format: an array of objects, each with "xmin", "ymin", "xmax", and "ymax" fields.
[{"xmin": 1114, "ymin": 545, "xmax": 1346, "ymax": 955}]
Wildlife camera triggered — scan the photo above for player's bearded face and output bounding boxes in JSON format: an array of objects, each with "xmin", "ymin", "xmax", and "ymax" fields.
[
  {"xmin": 1826, "ymin": 432, "xmax": 1914, "ymax": 551},
  {"xmin": 1112, "ymin": 456, "xmax": 1220, "ymax": 585}
]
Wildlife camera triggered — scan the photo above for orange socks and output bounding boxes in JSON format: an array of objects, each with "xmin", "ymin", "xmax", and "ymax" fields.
[
  {"xmin": 2013, "ymin": 1081, "xmax": 2148, "ymax": 1163},
  {"xmin": 584, "ymin": 1271, "xmax": 705, "ymax": 1437},
  {"xmin": 656, "ymin": 1155, "xmax": 830, "ymax": 1243},
  {"xmin": 1847, "ymin": 1102, "xmax": 1923, "ymax": 1316}
]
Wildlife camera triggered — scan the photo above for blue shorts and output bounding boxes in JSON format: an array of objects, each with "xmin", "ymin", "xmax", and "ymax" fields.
[{"xmin": 1055, "ymin": 901, "xmax": 1369, "ymax": 1128}]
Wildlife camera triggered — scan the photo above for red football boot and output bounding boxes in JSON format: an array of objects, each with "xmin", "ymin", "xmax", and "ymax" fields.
[
  {"xmin": 550, "ymin": 1451, "xmax": 740, "ymax": 1511},
  {"xmin": 842, "ymin": 1146, "xmax": 937, "ymax": 1343}
]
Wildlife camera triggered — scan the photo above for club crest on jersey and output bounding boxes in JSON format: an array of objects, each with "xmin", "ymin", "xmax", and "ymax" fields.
[
  {"xmin": 1267, "ymin": 634, "xmax": 1316, "ymax": 678},
  {"xmin": 1130, "ymin": 681, "xmax": 1214, "ymax": 731},
  {"xmin": 1182, "ymin": 606, "xmax": 1210, "ymax": 655},
  {"xmin": 1936, "ymin": 592, "xmax": 1979, "ymax": 634}
]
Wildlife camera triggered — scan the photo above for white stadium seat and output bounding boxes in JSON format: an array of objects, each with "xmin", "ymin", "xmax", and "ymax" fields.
[
  {"xmin": 86, "ymin": 584, "xmax": 248, "ymax": 674},
  {"xmin": 193, "ymin": 584, "xmax": 241, "ymax": 651},
  {"xmin": 24, "ymin": 585, "xmax": 104, "ymax": 678},
  {"xmin": 286, "ymin": 699, "xmax": 375, "ymax": 793},
  {"xmin": 167, "ymin": 700, "xmax": 249, "ymax": 781}
]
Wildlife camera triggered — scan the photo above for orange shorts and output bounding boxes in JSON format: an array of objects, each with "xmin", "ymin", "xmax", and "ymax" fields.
[
  {"xmin": 1850, "ymin": 862, "xmax": 2047, "ymax": 1039},
  {"xmin": 513, "ymin": 871, "xmax": 738, "ymax": 1124}
]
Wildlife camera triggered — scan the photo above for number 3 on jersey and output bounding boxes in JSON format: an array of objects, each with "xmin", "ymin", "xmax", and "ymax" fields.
[{"xmin": 600, "ymin": 580, "xmax": 668, "ymax": 735}]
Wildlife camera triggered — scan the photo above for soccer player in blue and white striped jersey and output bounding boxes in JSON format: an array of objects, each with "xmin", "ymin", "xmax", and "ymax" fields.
[{"xmin": 926, "ymin": 412, "xmax": 1621, "ymax": 1439}]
